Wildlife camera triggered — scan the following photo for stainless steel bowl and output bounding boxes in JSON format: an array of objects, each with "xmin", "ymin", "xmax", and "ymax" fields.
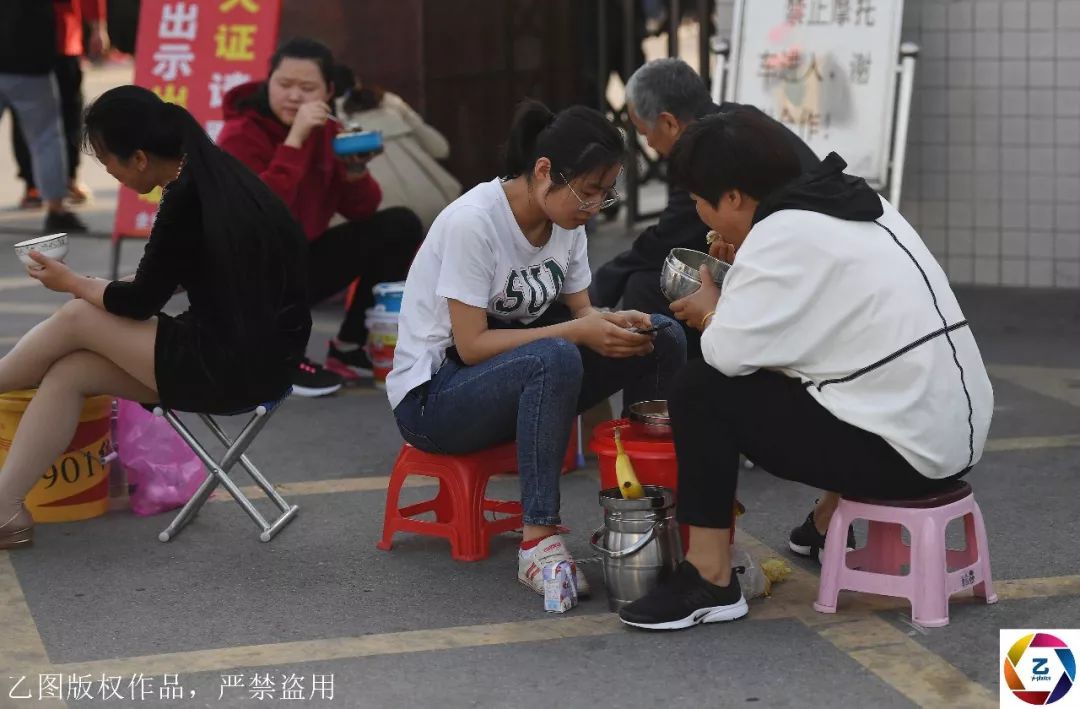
[
  {"xmin": 660, "ymin": 248, "xmax": 730, "ymax": 302},
  {"xmin": 627, "ymin": 400, "xmax": 671, "ymax": 437}
]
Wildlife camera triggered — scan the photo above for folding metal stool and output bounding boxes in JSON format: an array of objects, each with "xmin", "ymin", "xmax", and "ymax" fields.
[{"xmin": 152, "ymin": 390, "xmax": 298, "ymax": 543}]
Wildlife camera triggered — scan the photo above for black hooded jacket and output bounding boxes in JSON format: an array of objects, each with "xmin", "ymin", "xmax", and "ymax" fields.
[{"xmin": 753, "ymin": 152, "xmax": 884, "ymax": 225}]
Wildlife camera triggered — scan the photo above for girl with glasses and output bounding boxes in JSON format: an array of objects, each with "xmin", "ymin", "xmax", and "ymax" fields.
[{"xmin": 387, "ymin": 99, "xmax": 686, "ymax": 597}]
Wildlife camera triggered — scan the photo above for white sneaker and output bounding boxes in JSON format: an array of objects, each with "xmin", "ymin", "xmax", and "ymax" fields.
[{"xmin": 517, "ymin": 534, "xmax": 591, "ymax": 597}]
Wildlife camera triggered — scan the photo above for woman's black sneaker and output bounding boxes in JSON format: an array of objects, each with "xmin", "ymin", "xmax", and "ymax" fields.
[
  {"xmin": 618, "ymin": 560, "xmax": 748, "ymax": 631},
  {"xmin": 291, "ymin": 358, "xmax": 344, "ymax": 398},
  {"xmin": 788, "ymin": 511, "xmax": 857, "ymax": 562}
]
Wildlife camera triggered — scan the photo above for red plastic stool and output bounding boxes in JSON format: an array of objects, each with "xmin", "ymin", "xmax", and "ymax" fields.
[{"xmin": 378, "ymin": 426, "xmax": 579, "ymax": 562}]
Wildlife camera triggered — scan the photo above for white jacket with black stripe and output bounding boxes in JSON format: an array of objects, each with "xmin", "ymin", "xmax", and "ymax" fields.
[{"xmin": 702, "ymin": 193, "xmax": 993, "ymax": 480}]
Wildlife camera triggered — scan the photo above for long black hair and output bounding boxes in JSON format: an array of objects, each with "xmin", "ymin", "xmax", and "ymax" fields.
[
  {"xmin": 83, "ymin": 85, "xmax": 307, "ymax": 338},
  {"xmin": 502, "ymin": 100, "xmax": 626, "ymax": 188}
]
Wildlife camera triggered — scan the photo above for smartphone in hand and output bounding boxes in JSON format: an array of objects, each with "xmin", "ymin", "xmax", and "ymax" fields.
[{"xmin": 626, "ymin": 320, "xmax": 673, "ymax": 336}]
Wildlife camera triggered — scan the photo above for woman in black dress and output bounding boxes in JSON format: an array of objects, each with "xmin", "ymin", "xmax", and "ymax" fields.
[{"xmin": 0, "ymin": 85, "xmax": 311, "ymax": 549}]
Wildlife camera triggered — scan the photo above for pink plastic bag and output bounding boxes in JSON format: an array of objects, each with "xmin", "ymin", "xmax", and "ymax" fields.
[{"xmin": 116, "ymin": 399, "xmax": 207, "ymax": 517}]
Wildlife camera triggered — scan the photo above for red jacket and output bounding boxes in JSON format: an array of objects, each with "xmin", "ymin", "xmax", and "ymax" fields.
[
  {"xmin": 56, "ymin": 0, "xmax": 105, "ymax": 57},
  {"xmin": 217, "ymin": 82, "xmax": 382, "ymax": 240}
]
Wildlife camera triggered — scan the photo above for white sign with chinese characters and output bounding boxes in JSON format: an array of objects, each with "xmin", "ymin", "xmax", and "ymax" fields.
[{"xmin": 726, "ymin": 0, "xmax": 905, "ymax": 188}]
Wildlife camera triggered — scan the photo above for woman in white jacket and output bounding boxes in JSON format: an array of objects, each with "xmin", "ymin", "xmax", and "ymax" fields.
[
  {"xmin": 618, "ymin": 109, "xmax": 993, "ymax": 632},
  {"xmin": 340, "ymin": 83, "xmax": 461, "ymax": 231}
]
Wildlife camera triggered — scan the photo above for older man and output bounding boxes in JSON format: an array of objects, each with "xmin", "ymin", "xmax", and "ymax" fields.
[{"xmin": 592, "ymin": 58, "xmax": 818, "ymax": 357}]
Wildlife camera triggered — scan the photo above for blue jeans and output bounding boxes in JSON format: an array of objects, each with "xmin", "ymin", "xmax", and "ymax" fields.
[
  {"xmin": 0, "ymin": 73, "xmax": 67, "ymax": 201},
  {"xmin": 394, "ymin": 314, "xmax": 686, "ymax": 525}
]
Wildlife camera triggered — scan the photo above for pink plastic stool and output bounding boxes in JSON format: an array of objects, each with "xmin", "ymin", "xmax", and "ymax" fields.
[{"xmin": 814, "ymin": 481, "xmax": 997, "ymax": 627}]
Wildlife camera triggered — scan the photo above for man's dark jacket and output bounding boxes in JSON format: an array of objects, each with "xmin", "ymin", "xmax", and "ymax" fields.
[{"xmin": 592, "ymin": 102, "xmax": 821, "ymax": 307}]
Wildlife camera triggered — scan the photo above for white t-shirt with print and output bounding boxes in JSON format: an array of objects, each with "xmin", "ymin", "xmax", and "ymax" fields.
[{"xmin": 386, "ymin": 178, "xmax": 592, "ymax": 409}]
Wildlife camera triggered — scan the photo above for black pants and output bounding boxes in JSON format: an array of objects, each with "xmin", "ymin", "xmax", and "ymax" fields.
[
  {"xmin": 669, "ymin": 360, "xmax": 967, "ymax": 529},
  {"xmin": 12, "ymin": 56, "xmax": 83, "ymax": 185},
  {"xmin": 306, "ymin": 207, "xmax": 423, "ymax": 344}
]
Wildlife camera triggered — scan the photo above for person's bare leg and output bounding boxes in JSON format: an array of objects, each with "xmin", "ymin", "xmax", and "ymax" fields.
[
  {"xmin": 0, "ymin": 299, "xmax": 157, "ymax": 394},
  {"xmin": 0, "ymin": 350, "xmax": 158, "ymax": 540},
  {"xmin": 813, "ymin": 492, "xmax": 841, "ymax": 534},
  {"xmin": 685, "ymin": 526, "xmax": 733, "ymax": 586}
]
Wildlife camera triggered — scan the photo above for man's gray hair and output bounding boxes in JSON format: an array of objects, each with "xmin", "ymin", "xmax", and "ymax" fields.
[{"xmin": 625, "ymin": 58, "xmax": 713, "ymax": 127}]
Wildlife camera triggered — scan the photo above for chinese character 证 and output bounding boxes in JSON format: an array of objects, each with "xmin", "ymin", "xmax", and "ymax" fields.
[
  {"xmin": 159, "ymin": 2, "xmax": 199, "ymax": 40},
  {"xmin": 214, "ymin": 24, "xmax": 257, "ymax": 61},
  {"xmin": 152, "ymin": 44, "xmax": 195, "ymax": 82}
]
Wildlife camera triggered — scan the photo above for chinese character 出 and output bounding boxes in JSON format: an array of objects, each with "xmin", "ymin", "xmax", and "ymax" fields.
[
  {"xmin": 850, "ymin": 53, "xmax": 871, "ymax": 84},
  {"xmin": 787, "ymin": 0, "xmax": 806, "ymax": 25},
  {"xmin": 159, "ymin": 2, "xmax": 199, "ymax": 40},
  {"xmin": 220, "ymin": 0, "xmax": 260, "ymax": 11},
  {"xmin": 834, "ymin": 0, "xmax": 851, "ymax": 25},
  {"xmin": 214, "ymin": 24, "xmax": 257, "ymax": 61},
  {"xmin": 97, "ymin": 675, "xmax": 124, "ymax": 701},
  {"xmin": 855, "ymin": 0, "xmax": 876, "ymax": 26},
  {"xmin": 219, "ymin": 674, "xmax": 245, "ymax": 700},
  {"xmin": 160, "ymin": 674, "xmax": 184, "ymax": 700},
  {"xmin": 311, "ymin": 674, "xmax": 334, "ymax": 701},
  {"xmin": 249, "ymin": 673, "xmax": 275, "ymax": 700},
  {"xmin": 39, "ymin": 674, "xmax": 62, "ymax": 700},
  {"xmin": 129, "ymin": 674, "xmax": 155, "ymax": 701},
  {"xmin": 280, "ymin": 674, "xmax": 305, "ymax": 701},
  {"xmin": 152, "ymin": 84, "xmax": 189, "ymax": 107},
  {"xmin": 152, "ymin": 44, "xmax": 195, "ymax": 81},
  {"xmin": 208, "ymin": 71, "xmax": 252, "ymax": 108},
  {"xmin": 8, "ymin": 676, "xmax": 31, "ymax": 700},
  {"xmin": 65, "ymin": 674, "xmax": 94, "ymax": 700}
]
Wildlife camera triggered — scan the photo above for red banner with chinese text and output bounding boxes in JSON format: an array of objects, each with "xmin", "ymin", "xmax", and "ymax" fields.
[{"xmin": 112, "ymin": 0, "xmax": 280, "ymax": 239}]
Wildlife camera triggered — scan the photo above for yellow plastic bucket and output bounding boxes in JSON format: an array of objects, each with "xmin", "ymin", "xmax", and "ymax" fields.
[{"xmin": 0, "ymin": 391, "xmax": 113, "ymax": 522}]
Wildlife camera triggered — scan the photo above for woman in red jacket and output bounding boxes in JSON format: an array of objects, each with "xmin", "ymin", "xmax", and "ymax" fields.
[{"xmin": 218, "ymin": 37, "xmax": 424, "ymax": 397}]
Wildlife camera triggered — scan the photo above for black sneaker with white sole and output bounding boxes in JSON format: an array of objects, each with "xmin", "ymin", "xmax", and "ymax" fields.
[
  {"xmin": 788, "ymin": 511, "xmax": 857, "ymax": 562},
  {"xmin": 618, "ymin": 560, "xmax": 748, "ymax": 631},
  {"xmin": 291, "ymin": 358, "xmax": 344, "ymax": 398}
]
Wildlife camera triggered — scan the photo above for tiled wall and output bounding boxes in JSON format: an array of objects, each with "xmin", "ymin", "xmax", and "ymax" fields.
[{"xmin": 712, "ymin": 0, "xmax": 1080, "ymax": 288}]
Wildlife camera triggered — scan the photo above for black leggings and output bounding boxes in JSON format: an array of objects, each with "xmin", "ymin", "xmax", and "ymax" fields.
[
  {"xmin": 669, "ymin": 360, "xmax": 967, "ymax": 529},
  {"xmin": 307, "ymin": 207, "xmax": 423, "ymax": 343}
]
